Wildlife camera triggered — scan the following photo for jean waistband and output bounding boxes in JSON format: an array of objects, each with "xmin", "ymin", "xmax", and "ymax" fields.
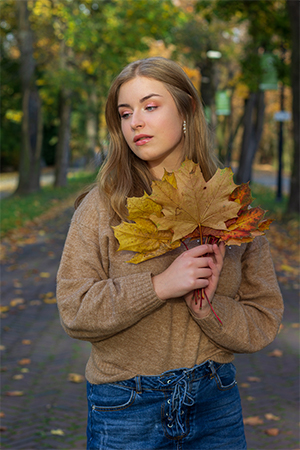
[
  {"xmin": 117, "ymin": 360, "xmax": 220, "ymax": 435},
  {"xmin": 116, "ymin": 359, "xmax": 218, "ymax": 392}
]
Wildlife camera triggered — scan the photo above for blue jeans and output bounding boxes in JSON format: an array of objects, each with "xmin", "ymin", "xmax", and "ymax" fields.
[{"xmin": 86, "ymin": 360, "xmax": 247, "ymax": 449}]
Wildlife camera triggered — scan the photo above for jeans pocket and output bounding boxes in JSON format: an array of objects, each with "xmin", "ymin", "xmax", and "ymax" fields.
[
  {"xmin": 88, "ymin": 382, "xmax": 136, "ymax": 412},
  {"xmin": 212, "ymin": 363, "xmax": 237, "ymax": 391}
]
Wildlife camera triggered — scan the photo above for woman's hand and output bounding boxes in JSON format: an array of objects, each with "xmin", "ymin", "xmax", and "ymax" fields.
[
  {"xmin": 152, "ymin": 243, "xmax": 225, "ymax": 302},
  {"xmin": 184, "ymin": 243, "xmax": 225, "ymax": 319}
]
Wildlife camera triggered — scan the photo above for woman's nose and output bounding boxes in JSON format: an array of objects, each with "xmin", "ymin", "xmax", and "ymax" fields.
[{"xmin": 130, "ymin": 112, "xmax": 144, "ymax": 130}]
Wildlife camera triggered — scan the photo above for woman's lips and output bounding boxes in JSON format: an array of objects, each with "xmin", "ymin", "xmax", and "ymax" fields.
[{"xmin": 134, "ymin": 135, "xmax": 153, "ymax": 145}]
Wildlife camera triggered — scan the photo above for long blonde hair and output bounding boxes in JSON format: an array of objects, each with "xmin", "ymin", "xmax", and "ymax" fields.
[{"xmin": 97, "ymin": 57, "xmax": 218, "ymax": 219}]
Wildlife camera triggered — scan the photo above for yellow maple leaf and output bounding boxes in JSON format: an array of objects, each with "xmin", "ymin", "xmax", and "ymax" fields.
[
  {"xmin": 113, "ymin": 218, "xmax": 181, "ymax": 264},
  {"xmin": 150, "ymin": 161, "xmax": 240, "ymax": 242},
  {"xmin": 127, "ymin": 192, "xmax": 162, "ymax": 221}
]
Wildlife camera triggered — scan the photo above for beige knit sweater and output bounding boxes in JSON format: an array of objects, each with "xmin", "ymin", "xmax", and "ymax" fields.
[{"xmin": 56, "ymin": 187, "xmax": 283, "ymax": 385}]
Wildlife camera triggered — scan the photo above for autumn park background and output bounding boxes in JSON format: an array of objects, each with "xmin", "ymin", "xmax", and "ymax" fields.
[{"xmin": 0, "ymin": 1, "xmax": 299, "ymax": 449}]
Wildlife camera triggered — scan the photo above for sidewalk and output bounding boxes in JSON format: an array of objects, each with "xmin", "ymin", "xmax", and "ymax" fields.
[{"xmin": 1, "ymin": 205, "xmax": 299, "ymax": 449}]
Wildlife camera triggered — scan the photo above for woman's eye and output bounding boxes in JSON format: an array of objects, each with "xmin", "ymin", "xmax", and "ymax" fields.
[
  {"xmin": 120, "ymin": 112, "xmax": 131, "ymax": 119},
  {"xmin": 145, "ymin": 106, "xmax": 157, "ymax": 112}
]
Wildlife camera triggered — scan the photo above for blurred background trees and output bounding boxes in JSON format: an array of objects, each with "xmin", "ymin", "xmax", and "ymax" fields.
[{"xmin": 1, "ymin": 0, "xmax": 298, "ymax": 213}]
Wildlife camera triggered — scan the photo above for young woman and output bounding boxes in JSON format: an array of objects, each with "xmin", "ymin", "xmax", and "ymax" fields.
[{"xmin": 56, "ymin": 57, "xmax": 283, "ymax": 450}]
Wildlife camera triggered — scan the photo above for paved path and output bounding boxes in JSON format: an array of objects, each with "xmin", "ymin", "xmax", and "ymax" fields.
[{"xmin": 0, "ymin": 206, "xmax": 299, "ymax": 450}]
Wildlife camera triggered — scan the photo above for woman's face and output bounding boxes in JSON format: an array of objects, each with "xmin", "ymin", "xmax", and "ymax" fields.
[{"xmin": 118, "ymin": 76, "xmax": 185, "ymax": 179}]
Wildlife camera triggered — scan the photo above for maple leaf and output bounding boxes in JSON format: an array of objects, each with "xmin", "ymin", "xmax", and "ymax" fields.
[
  {"xmin": 113, "ymin": 218, "xmax": 181, "ymax": 263},
  {"xmin": 126, "ymin": 192, "xmax": 162, "ymax": 221},
  {"xmin": 229, "ymin": 182, "xmax": 253, "ymax": 208},
  {"xmin": 113, "ymin": 159, "xmax": 272, "ymax": 263},
  {"xmin": 150, "ymin": 160, "xmax": 241, "ymax": 242}
]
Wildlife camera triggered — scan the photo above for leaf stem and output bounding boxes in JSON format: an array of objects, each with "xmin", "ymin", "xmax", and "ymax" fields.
[{"xmin": 203, "ymin": 290, "xmax": 223, "ymax": 325}]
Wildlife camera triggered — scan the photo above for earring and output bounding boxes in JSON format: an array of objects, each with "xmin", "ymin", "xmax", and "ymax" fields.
[{"xmin": 183, "ymin": 120, "xmax": 186, "ymax": 134}]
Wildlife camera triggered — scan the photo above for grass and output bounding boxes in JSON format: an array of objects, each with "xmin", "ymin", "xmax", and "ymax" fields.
[
  {"xmin": 250, "ymin": 182, "xmax": 289, "ymax": 220},
  {"xmin": 0, "ymin": 170, "xmax": 97, "ymax": 237}
]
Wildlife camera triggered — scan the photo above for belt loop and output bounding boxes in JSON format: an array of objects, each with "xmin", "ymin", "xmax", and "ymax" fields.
[
  {"xmin": 208, "ymin": 360, "xmax": 216, "ymax": 377},
  {"xmin": 135, "ymin": 375, "xmax": 142, "ymax": 394}
]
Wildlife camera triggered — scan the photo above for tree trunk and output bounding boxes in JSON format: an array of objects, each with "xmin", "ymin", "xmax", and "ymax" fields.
[
  {"xmin": 15, "ymin": 0, "xmax": 42, "ymax": 195},
  {"xmin": 286, "ymin": 0, "xmax": 300, "ymax": 214},
  {"xmin": 85, "ymin": 87, "xmax": 98, "ymax": 168},
  {"xmin": 225, "ymin": 111, "xmax": 244, "ymax": 167},
  {"xmin": 236, "ymin": 91, "xmax": 265, "ymax": 184},
  {"xmin": 198, "ymin": 57, "xmax": 218, "ymax": 146},
  {"xmin": 54, "ymin": 88, "xmax": 71, "ymax": 187}
]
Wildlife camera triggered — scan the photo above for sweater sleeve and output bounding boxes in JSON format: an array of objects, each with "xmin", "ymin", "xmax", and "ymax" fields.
[
  {"xmin": 191, "ymin": 237, "xmax": 284, "ymax": 353},
  {"xmin": 56, "ymin": 206, "xmax": 165, "ymax": 343}
]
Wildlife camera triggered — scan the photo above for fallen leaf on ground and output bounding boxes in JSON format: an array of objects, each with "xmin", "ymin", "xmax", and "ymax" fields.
[
  {"xmin": 280, "ymin": 264, "xmax": 298, "ymax": 274},
  {"xmin": 0, "ymin": 426, "xmax": 7, "ymax": 432},
  {"xmin": 51, "ymin": 429, "xmax": 65, "ymax": 436},
  {"xmin": 247, "ymin": 376, "xmax": 261, "ymax": 382},
  {"xmin": 43, "ymin": 297, "xmax": 57, "ymax": 304},
  {"xmin": 0, "ymin": 412, "xmax": 5, "ymax": 418},
  {"xmin": 20, "ymin": 368, "xmax": 29, "ymax": 373},
  {"xmin": 43, "ymin": 292, "xmax": 55, "ymax": 298},
  {"xmin": 291, "ymin": 323, "xmax": 300, "ymax": 328},
  {"xmin": 268, "ymin": 349, "xmax": 283, "ymax": 357},
  {"xmin": 5, "ymin": 391, "xmax": 24, "ymax": 396},
  {"xmin": 246, "ymin": 396, "xmax": 255, "ymax": 401},
  {"xmin": 240, "ymin": 383, "xmax": 250, "ymax": 388},
  {"xmin": 22, "ymin": 339, "xmax": 32, "ymax": 345},
  {"xmin": 18, "ymin": 358, "xmax": 31, "ymax": 365},
  {"xmin": 243, "ymin": 416, "xmax": 264, "ymax": 426},
  {"xmin": 40, "ymin": 272, "xmax": 51, "ymax": 278},
  {"xmin": 10, "ymin": 298, "xmax": 24, "ymax": 307},
  {"xmin": 29, "ymin": 300, "xmax": 42, "ymax": 305},
  {"xmin": 265, "ymin": 428, "xmax": 280, "ymax": 436},
  {"xmin": 68, "ymin": 373, "xmax": 85, "ymax": 383},
  {"xmin": 0, "ymin": 306, "xmax": 9, "ymax": 313},
  {"xmin": 12, "ymin": 374, "xmax": 24, "ymax": 380},
  {"xmin": 265, "ymin": 413, "xmax": 280, "ymax": 421},
  {"xmin": 0, "ymin": 345, "xmax": 6, "ymax": 351}
]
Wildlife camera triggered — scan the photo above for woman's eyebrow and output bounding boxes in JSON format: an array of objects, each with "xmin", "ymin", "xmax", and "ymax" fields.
[{"xmin": 118, "ymin": 93, "xmax": 162, "ymax": 109}]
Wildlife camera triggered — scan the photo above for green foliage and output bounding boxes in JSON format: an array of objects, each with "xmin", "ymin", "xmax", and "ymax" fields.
[
  {"xmin": 1, "ymin": 0, "xmax": 185, "ymax": 172},
  {"xmin": 251, "ymin": 183, "xmax": 288, "ymax": 221},
  {"xmin": 1, "ymin": 8, "xmax": 22, "ymax": 171},
  {"xmin": 0, "ymin": 171, "xmax": 96, "ymax": 236},
  {"xmin": 196, "ymin": 0, "xmax": 291, "ymax": 90}
]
